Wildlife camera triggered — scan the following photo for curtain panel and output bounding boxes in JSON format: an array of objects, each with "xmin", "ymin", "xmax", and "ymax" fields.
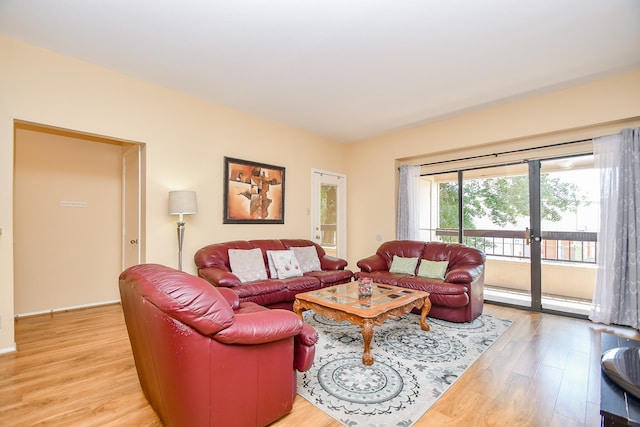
[
  {"xmin": 590, "ymin": 128, "xmax": 640, "ymax": 329},
  {"xmin": 397, "ymin": 165, "xmax": 420, "ymax": 240}
]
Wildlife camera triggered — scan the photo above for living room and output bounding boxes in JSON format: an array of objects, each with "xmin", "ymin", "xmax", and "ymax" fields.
[{"xmin": 1, "ymin": 2, "xmax": 640, "ymax": 425}]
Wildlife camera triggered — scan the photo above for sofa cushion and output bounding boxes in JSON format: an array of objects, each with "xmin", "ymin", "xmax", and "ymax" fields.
[
  {"xmin": 304, "ymin": 269, "xmax": 354, "ymax": 285},
  {"xmin": 240, "ymin": 289, "xmax": 293, "ymax": 307},
  {"xmin": 389, "ymin": 255, "xmax": 419, "ymax": 274},
  {"xmin": 281, "ymin": 275, "xmax": 321, "ymax": 292},
  {"xmin": 230, "ymin": 280, "xmax": 287, "ymax": 298},
  {"xmin": 291, "ymin": 246, "xmax": 322, "ymax": 273},
  {"xmin": 228, "ymin": 248, "xmax": 268, "ymax": 283},
  {"xmin": 376, "ymin": 240, "xmax": 427, "ymax": 267},
  {"xmin": 398, "ymin": 276, "xmax": 468, "ymax": 295},
  {"xmin": 267, "ymin": 250, "xmax": 303, "ymax": 279},
  {"xmin": 417, "ymin": 259, "xmax": 449, "ymax": 280},
  {"xmin": 422, "ymin": 242, "xmax": 486, "ymax": 270},
  {"xmin": 362, "ymin": 271, "xmax": 414, "ymax": 287}
]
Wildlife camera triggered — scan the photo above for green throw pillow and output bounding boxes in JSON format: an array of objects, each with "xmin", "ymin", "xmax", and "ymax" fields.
[
  {"xmin": 417, "ymin": 259, "xmax": 449, "ymax": 280},
  {"xmin": 389, "ymin": 256, "xmax": 419, "ymax": 275}
]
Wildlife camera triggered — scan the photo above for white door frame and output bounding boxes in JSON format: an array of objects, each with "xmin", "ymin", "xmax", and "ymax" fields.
[
  {"xmin": 122, "ymin": 144, "xmax": 143, "ymax": 269},
  {"xmin": 311, "ymin": 169, "xmax": 347, "ymax": 259}
]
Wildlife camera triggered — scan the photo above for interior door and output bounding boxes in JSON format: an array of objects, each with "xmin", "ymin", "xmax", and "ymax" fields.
[
  {"xmin": 123, "ymin": 144, "xmax": 142, "ymax": 269},
  {"xmin": 311, "ymin": 170, "xmax": 346, "ymax": 259}
]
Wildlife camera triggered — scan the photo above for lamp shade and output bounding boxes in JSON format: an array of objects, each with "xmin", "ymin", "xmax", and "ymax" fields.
[{"xmin": 168, "ymin": 190, "xmax": 198, "ymax": 215}]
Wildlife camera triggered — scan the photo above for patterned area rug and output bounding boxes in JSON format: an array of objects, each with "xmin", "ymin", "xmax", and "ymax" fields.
[{"xmin": 297, "ymin": 312, "xmax": 512, "ymax": 427}]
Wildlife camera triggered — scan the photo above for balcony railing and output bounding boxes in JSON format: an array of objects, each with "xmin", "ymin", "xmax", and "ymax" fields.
[{"xmin": 424, "ymin": 228, "xmax": 597, "ymax": 264}]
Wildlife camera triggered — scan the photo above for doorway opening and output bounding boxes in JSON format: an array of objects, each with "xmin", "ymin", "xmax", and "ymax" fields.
[{"xmin": 13, "ymin": 120, "xmax": 145, "ymax": 317}]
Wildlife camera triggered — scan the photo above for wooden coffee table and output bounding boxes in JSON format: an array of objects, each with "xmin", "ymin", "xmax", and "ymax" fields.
[{"xmin": 293, "ymin": 282, "xmax": 431, "ymax": 365}]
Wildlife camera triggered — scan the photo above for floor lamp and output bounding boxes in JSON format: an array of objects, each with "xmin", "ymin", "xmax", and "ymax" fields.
[{"xmin": 168, "ymin": 190, "xmax": 198, "ymax": 271}]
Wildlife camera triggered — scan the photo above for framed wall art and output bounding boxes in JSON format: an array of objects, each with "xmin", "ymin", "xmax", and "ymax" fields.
[{"xmin": 223, "ymin": 157, "xmax": 285, "ymax": 224}]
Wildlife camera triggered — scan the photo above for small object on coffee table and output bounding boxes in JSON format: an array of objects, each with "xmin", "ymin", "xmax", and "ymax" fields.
[
  {"xmin": 293, "ymin": 281, "xmax": 430, "ymax": 365},
  {"xmin": 357, "ymin": 277, "xmax": 372, "ymax": 297}
]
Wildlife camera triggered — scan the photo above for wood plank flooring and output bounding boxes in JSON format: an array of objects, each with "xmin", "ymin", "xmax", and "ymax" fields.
[{"xmin": 0, "ymin": 303, "xmax": 638, "ymax": 426}]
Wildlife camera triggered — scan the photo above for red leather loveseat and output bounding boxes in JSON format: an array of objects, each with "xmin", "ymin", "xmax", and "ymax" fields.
[
  {"xmin": 195, "ymin": 239, "xmax": 353, "ymax": 310},
  {"xmin": 356, "ymin": 240, "xmax": 485, "ymax": 322},
  {"xmin": 119, "ymin": 264, "xmax": 318, "ymax": 427}
]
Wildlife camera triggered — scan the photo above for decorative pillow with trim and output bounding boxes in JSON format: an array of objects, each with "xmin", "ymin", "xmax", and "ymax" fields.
[
  {"xmin": 291, "ymin": 246, "xmax": 322, "ymax": 273},
  {"xmin": 389, "ymin": 255, "xmax": 419, "ymax": 275},
  {"xmin": 267, "ymin": 250, "xmax": 303, "ymax": 279},
  {"xmin": 228, "ymin": 248, "xmax": 268, "ymax": 283},
  {"xmin": 417, "ymin": 259, "xmax": 449, "ymax": 280}
]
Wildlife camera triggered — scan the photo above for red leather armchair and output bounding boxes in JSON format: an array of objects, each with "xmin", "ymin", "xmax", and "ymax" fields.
[{"xmin": 119, "ymin": 264, "xmax": 318, "ymax": 427}]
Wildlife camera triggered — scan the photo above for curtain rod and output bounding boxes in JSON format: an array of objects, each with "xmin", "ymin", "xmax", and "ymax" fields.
[{"xmin": 419, "ymin": 137, "xmax": 593, "ymax": 168}]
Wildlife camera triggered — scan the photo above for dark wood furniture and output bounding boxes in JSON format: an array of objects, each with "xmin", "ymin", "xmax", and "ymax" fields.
[
  {"xmin": 601, "ymin": 332, "xmax": 640, "ymax": 426},
  {"xmin": 293, "ymin": 282, "xmax": 430, "ymax": 366}
]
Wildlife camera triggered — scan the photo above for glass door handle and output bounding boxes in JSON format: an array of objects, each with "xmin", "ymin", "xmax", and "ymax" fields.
[{"xmin": 526, "ymin": 228, "xmax": 541, "ymax": 244}]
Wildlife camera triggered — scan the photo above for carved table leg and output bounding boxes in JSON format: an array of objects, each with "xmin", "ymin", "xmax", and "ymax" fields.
[
  {"xmin": 420, "ymin": 297, "xmax": 432, "ymax": 331},
  {"xmin": 360, "ymin": 319, "xmax": 375, "ymax": 365},
  {"xmin": 293, "ymin": 300, "xmax": 304, "ymax": 320}
]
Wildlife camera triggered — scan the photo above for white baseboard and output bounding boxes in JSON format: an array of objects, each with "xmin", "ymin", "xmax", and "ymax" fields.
[
  {"xmin": 14, "ymin": 299, "xmax": 121, "ymax": 319},
  {"xmin": 0, "ymin": 344, "xmax": 17, "ymax": 354}
]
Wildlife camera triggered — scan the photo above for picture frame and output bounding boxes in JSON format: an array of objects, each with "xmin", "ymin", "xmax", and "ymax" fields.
[{"xmin": 223, "ymin": 157, "xmax": 285, "ymax": 224}]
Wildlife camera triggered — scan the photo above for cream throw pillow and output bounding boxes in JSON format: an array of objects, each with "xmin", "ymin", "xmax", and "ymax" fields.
[
  {"xmin": 267, "ymin": 250, "xmax": 303, "ymax": 279},
  {"xmin": 228, "ymin": 248, "xmax": 268, "ymax": 283},
  {"xmin": 389, "ymin": 255, "xmax": 419, "ymax": 275},
  {"xmin": 417, "ymin": 259, "xmax": 449, "ymax": 280},
  {"xmin": 291, "ymin": 246, "xmax": 322, "ymax": 273}
]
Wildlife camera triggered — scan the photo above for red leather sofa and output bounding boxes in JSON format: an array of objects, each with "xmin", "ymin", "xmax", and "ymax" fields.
[
  {"xmin": 356, "ymin": 240, "xmax": 486, "ymax": 322},
  {"xmin": 119, "ymin": 263, "xmax": 318, "ymax": 427},
  {"xmin": 194, "ymin": 239, "xmax": 353, "ymax": 310}
]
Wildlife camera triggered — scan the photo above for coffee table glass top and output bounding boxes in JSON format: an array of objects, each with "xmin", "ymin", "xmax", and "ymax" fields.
[{"xmin": 297, "ymin": 282, "xmax": 427, "ymax": 316}]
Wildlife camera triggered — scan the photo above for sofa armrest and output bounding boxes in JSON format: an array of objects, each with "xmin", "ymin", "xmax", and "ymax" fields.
[
  {"xmin": 445, "ymin": 264, "xmax": 484, "ymax": 284},
  {"xmin": 213, "ymin": 309, "xmax": 303, "ymax": 345},
  {"xmin": 320, "ymin": 255, "xmax": 348, "ymax": 270},
  {"xmin": 294, "ymin": 323, "xmax": 318, "ymax": 372},
  {"xmin": 357, "ymin": 254, "xmax": 388, "ymax": 272},
  {"xmin": 198, "ymin": 267, "xmax": 242, "ymax": 288},
  {"xmin": 217, "ymin": 287, "xmax": 240, "ymax": 310}
]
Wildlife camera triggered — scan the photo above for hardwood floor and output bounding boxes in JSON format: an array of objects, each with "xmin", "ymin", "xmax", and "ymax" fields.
[{"xmin": 1, "ymin": 303, "xmax": 638, "ymax": 426}]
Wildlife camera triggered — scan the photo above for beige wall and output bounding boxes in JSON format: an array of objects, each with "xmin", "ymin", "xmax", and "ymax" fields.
[
  {"xmin": 344, "ymin": 70, "xmax": 640, "ymax": 267},
  {"xmin": 1, "ymin": 35, "xmax": 639, "ymax": 352},
  {"xmin": 0, "ymin": 37, "xmax": 348, "ymax": 351},
  {"xmin": 13, "ymin": 128, "xmax": 123, "ymax": 314}
]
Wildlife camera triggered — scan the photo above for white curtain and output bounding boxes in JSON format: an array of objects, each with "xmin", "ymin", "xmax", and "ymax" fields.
[
  {"xmin": 397, "ymin": 164, "xmax": 420, "ymax": 240},
  {"xmin": 590, "ymin": 128, "xmax": 640, "ymax": 328}
]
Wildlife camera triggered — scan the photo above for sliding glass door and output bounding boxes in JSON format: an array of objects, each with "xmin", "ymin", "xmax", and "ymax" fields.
[
  {"xmin": 538, "ymin": 155, "xmax": 598, "ymax": 315},
  {"xmin": 420, "ymin": 153, "xmax": 597, "ymax": 315}
]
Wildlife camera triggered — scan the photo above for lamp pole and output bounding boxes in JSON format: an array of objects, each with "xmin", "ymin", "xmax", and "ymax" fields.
[
  {"xmin": 177, "ymin": 213, "xmax": 185, "ymax": 271},
  {"xmin": 168, "ymin": 191, "xmax": 198, "ymax": 271}
]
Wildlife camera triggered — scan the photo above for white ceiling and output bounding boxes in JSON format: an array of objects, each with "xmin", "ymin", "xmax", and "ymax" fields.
[{"xmin": 1, "ymin": 0, "xmax": 639, "ymax": 142}]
